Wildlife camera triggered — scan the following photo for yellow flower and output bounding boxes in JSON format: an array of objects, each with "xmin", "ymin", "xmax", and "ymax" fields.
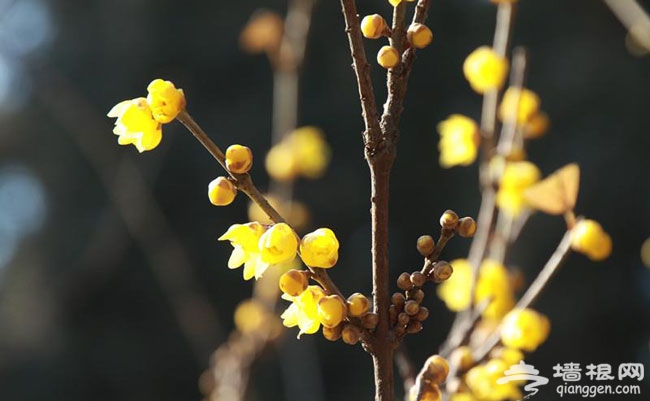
[
  {"xmin": 146, "ymin": 79, "xmax": 186, "ymax": 123},
  {"xmin": 258, "ymin": 223, "xmax": 299, "ymax": 265},
  {"xmin": 463, "ymin": 46, "xmax": 509, "ymax": 94},
  {"xmin": 107, "ymin": 98, "xmax": 162, "ymax": 153},
  {"xmin": 208, "ymin": 176, "xmax": 237, "ymax": 206},
  {"xmin": 225, "ymin": 144, "xmax": 253, "ymax": 174},
  {"xmin": 299, "ymin": 228, "xmax": 340, "ymax": 268},
  {"xmin": 499, "ymin": 87, "xmax": 540, "ymax": 124},
  {"xmin": 317, "ymin": 295, "xmax": 347, "ymax": 328},
  {"xmin": 346, "ymin": 293, "xmax": 370, "ymax": 317},
  {"xmin": 361, "ymin": 14, "xmax": 388, "ymax": 39},
  {"xmin": 571, "ymin": 219, "xmax": 612, "ymax": 261},
  {"xmin": 279, "ymin": 269, "xmax": 309, "ymax": 297},
  {"xmin": 377, "ymin": 45, "xmax": 400, "ymax": 69},
  {"xmin": 218, "ymin": 222, "xmax": 269, "ymax": 280},
  {"xmin": 281, "ymin": 285, "xmax": 326, "ymax": 337},
  {"xmin": 437, "ymin": 259, "xmax": 473, "ymax": 311},
  {"xmin": 265, "ymin": 126, "xmax": 331, "ymax": 181},
  {"xmin": 438, "ymin": 114, "xmax": 480, "ymax": 168},
  {"xmin": 465, "ymin": 359, "xmax": 522, "ymax": 401},
  {"xmin": 234, "ymin": 299, "xmax": 274, "ymax": 334},
  {"xmin": 475, "ymin": 260, "xmax": 515, "ymax": 320},
  {"xmin": 500, "ymin": 308, "xmax": 550, "ymax": 352},
  {"xmin": 407, "ymin": 23, "xmax": 433, "ymax": 49},
  {"xmin": 496, "ymin": 161, "xmax": 541, "ymax": 217}
]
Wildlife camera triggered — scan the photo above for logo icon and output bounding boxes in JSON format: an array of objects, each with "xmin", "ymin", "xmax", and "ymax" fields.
[{"xmin": 497, "ymin": 361, "xmax": 549, "ymax": 399}]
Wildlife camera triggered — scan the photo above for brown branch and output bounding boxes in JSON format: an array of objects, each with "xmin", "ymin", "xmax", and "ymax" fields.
[{"xmin": 339, "ymin": 0, "xmax": 382, "ymax": 150}]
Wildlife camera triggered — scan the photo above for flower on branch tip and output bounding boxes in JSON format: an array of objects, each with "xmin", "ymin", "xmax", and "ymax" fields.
[
  {"xmin": 463, "ymin": 46, "xmax": 509, "ymax": 94},
  {"xmin": 258, "ymin": 223, "xmax": 299, "ymax": 266},
  {"xmin": 281, "ymin": 285, "xmax": 326, "ymax": 337},
  {"xmin": 146, "ymin": 79, "xmax": 186, "ymax": 124},
  {"xmin": 361, "ymin": 14, "xmax": 388, "ymax": 39},
  {"xmin": 107, "ymin": 98, "xmax": 162, "ymax": 153},
  {"xmin": 218, "ymin": 222, "xmax": 269, "ymax": 280},
  {"xmin": 208, "ymin": 176, "xmax": 237, "ymax": 206},
  {"xmin": 496, "ymin": 161, "xmax": 541, "ymax": 217},
  {"xmin": 407, "ymin": 23, "xmax": 433, "ymax": 49},
  {"xmin": 437, "ymin": 114, "xmax": 480, "ymax": 168},
  {"xmin": 299, "ymin": 228, "xmax": 340, "ymax": 268},
  {"xmin": 500, "ymin": 308, "xmax": 550, "ymax": 352},
  {"xmin": 571, "ymin": 219, "xmax": 612, "ymax": 261},
  {"xmin": 499, "ymin": 87, "xmax": 541, "ymax": 124}
]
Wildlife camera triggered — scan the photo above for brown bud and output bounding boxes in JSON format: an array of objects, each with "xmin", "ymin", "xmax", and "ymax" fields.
[
  {"xmin": 410, "ymin": 271, "xmax": 426, "ymax": 287},
  {"xmin": 391, "ymin": 292, "xmax": 406, "ymax": 310},
  {"xmin": 361, "ymin": 312, "xmax": 379, "ymax": 330},
  {"xmin": 407, "ymin": 320, "xmax": 423, "ymax": 334},
  {"xmin": 397, "ymin": 272, "xmax": 413, "ymax": 290},
  {"xmin": 418, "ymin": 385, "xmax": 441, "ymax": 401},
  {"xmin": 397, "ymin": 312, "xmax": 410, "ymax": 327},
  {"xmin": 458, "ymin": 217, "xmax": 477, "ymax": 238},
  {"xmin": 416, "ymin": 235, "xmax": 435, "ymax": 256},
  {"xmin": 322, "ymin": 324, "xmax": 343, "ymax": 342},
  {"xmin": 341, "ymin": 324, "xmax": 360, "ymax": 345},
  {"xmin": 404, "ymin": 300, "xmax": 420, "ymax": 316},
  {"xmin": 424, "ymin": 355, "xmax": 449, "ymax": 384},
  {"xmin": 407, "ymin": 289, "xmax": 425, "ymax": 303},
  {"xmin": 440, "ymin": 209, "xmax": 459, "ymax": 229},
  {"xmin": 416, "ymin": 306, "xmax": 430, "ymax": 322},
  {"xmin": 432, "ymin": 261, "xmax": 453, "ymax": 282}
]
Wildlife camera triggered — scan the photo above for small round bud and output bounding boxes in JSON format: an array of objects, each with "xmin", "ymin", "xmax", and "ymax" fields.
[
  {"xmin": 571, "ymin": 219, "xmax": 612, "ymax": 261},
  {"xmin": 457, "ymin": 217, "xmax": 477, "ymax": 238},
  {"xmin": 322, "ymin": 324, "xmax": 343, "ymax": 342},
  {"xmin": 341, "ymin": 324, "xmax": 360, "ymax": 345},
  {"xmin": 410, "ymin": 271, "xmax": 426, "ymax": 287},
  {"xmin": 415, "ymin": 306, "xmax": 429, "ymax": 322},
  {"xmin": 279, "ymin": 269, "xmax": 308, "ymax": 297},
  {"xmin": 407, "ymin": 23, "xmax": 433, "ymax": 49},
  {"xmin": 406, "ymin": 320, "xmax": 423, "ymax": 334},
  {"xmin": 377, "ymin": 45, "xmax": 400, "ymax": 69},
  {"xmin": 391, "ymin": 292, "xmax": 406, "ymax": 310},
  {"xmin": 389, "ymin": 305, "xmax": 398, "ymax": 324},
  {"xmin": 463, "ymin": 46, "xmax": 509, "ymax": 94},
  {"xmin": 440, "ymin": 209, "xmax": 459, "ymax": 229},
  {"xmin": 317, "ymin": 295, "xmax": 347, "ymax": 328},
  {"xmin": 347, "ymin": 293, "xmax": 370, "ymax": 317},
  {"xmin": 416, "ymin": 235, "xmax": 435, "ymax": 256},
  {"xmin": 404, "ymin": 300, "xmax": 420, "ymax": 316},
  {"xmin": 450, "ymin": 346, "xmax": 474, "ymax": 372},
  {"xmin": 397, "ymin": 312, "xmax": 410, "ymax": 327},
  {"xmin": 208, "ymin": 177, "xmax": 237, "ymax": 206},
  {"xmin": 397, "ymin": 272, "xmax": 413, "ymax": 291},
  {"xmin": 300, "ymin": 228, "xmax": 339, "ymax": 268},
  {"xmin": 361, "ymin": 14, "xmax": 388, "ymax": 39},
  {"xmin": 432, "ymin": 261, "xmax": 453, "ymax": 282},
  {"xmin": 425, "ymin": 355, "xmax": 449, "ymax": 384},
  {"xmin": 407, "ymin": 289, "xmax": 425, "ymax": 303},
  {"xmin": 361, "ymin": 312, "xmax": 379, "ymax": 330},
  {"xmin": 225, "ymin": 144, "xmax": 253, "ymax": 174}
]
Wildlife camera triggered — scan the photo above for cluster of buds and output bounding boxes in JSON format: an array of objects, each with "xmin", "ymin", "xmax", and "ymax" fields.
[
  {"xmin": 360, "ymin": 1, "xmax": 434, "ymax": 70},
  {"xmin": 208, "ymin": 144, "xmax": 254, "ymax": 206},
  {"xmin": 391, "ymin": 210, "xmax": 476, "ymax": 338}
]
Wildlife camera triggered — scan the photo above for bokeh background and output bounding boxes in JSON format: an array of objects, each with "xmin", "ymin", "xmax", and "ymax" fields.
[{"xmin": 0, "ymin": 0, "xmax": 649, "ymax": 400}]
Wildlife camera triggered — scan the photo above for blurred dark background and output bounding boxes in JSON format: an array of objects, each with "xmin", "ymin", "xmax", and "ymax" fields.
[{"xmin": 0, "ymin": 0, "xmax": 648, "ymax": 400}]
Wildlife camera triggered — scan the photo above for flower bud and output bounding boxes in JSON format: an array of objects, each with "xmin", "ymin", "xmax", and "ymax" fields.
[
  {"xmin": 146, "ymin": 79, "xmax": 186, "ymax": 123},
  {"xmin": 440, "ymin": 209, "xmax": 459, "ymax": 229},
  {"xmin": 458, "ymin": 217, "xmax": 477, "ymax": 238},
  {"xmin": 279, "ymin": 269, "xmax": 308, "ymax": 297},
  {"xmin": 404, "ymin": 300, "xmax": 420, "ymax": 316},
  {"xmin": 397, "ymin": 272, "xmax": 413, "ymax": 290},
  {"xmin": 410, "ymin": 271, "xmax": 426, "ymax": 287},
  {"xmin": 425, "ymin": 355, "xmax": 449, "ymax": 384},
  {"xmin": 408, "ymin": 289, "xmax": 425, "ymax": 303},
  {"xmin": 225, "ymin": 144, "xmax": 253, "ymax": 174},
  {"xmin": 322, "ymin": 324, "xmax": 343, "ymax": 341},
  {"xmin": 391, "ymin": 292, "xmax": 406, "ymax": 310},
  {"xmin": 318, "ymin": 295, "xmax": 347, "ymax": 328},
  {"xmin": 415, "ymin": 306, "xmax": 429, "ymax": 321},
  {"xmin": 347, "ymin": 293, "xmax": 370, "ymax": 317},
  {"xmin": 299, "ymin": 228, "xmax": 339, "ymax": 268},
  {"xmin": 571, "ymin": 219, "xmax": 612, "ymax": 261},
  {"xmin": 377, "ymin": 45, "xmax": 400, "ymax": 69},
  {"xmin": 450, "ymin": 346, "xmax": 474, "ymax": 372},
  {"xmin": 407, "ymin": 320, "xmax": 423, "ymax": 334},
  {"xmin": 499, "ymin": 87, "xmax": 541, "ymax": 124},
  {"xmin": 258, "ymin": 223, "xmax": 299, "ymax": 265},
  {"xmin": 361, "ymin": 312, "xmax": 379, "ymax": 330},
  {"xmin": 361, "ymin": 14, "xmax": 388, "ymax": 39},
  {"xmin": 208, "ymin": 177, "xmax": 237, "ymax": 206},
  {"xmin": 417, "ymin": 235, "xmax": 435, "ymax": 256},
  {"xmin": 407, "ymin": 23, "xmax": 433, "ymax": 49},
  {"xmin": 341, "ymin": 324, "xmax": 360, "ymax": 345},
  {"xmin": 432, "ymin": 261, "xmax": 453, "ymax": 282},
  {"xmin": 397, "ymin": 312, "xmax": 410, "ymax": 327}
]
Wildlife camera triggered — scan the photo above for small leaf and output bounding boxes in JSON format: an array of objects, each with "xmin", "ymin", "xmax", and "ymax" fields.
[{"xmin": 524, "ymin": 163, "xmax": 580, "ymax": 215}]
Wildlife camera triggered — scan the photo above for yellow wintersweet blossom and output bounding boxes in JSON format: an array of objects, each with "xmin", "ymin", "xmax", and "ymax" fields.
[
  {"xmin": 500, "ymin": 308, "xmax": 550, "ymax": 352},
  {"xmin": 218, "ymin": 222, "xmax": 268, "ymax": 280},
  {"xmin": 437, "ymin": 114, "xmax": 480, "ymax": 168},
  {"xmin": 107, "ymin": 98, "xmax": 162, "ymax": 153},
  {"xmin": 234, "ymin": 299, "xmax": 274, "ymax": 334},
  {"xmin": 499, "ymin": 87, "xmax": 540, "ymax": 124},
  {"xmin": 146, "ymin": 79, "xmax": 186, "ymax": 124},
  {"xmin": 465, "ymin": 359, "xmax": 523, "ymax": 401},
  {"xmin": 437, "ymin": 259, "xmax": 474, "ymax": 311},
  {"xmin": 265, "ymin": 126, "xmax": 331, "ymax": 181},
  {"xmin": 258, "ymin": 223, "xmax": 299, "ymax": 265},
  {"xmin": 571, "ymin": 219, "xmax": 612, "ymax": 261},
  {"xmin": 475, "ymin": 260, "xmax": 515, "ymax": 320},
  {"xmin": 300, "ymin": 228, "xmax": 340, "ymax": 268},
  {"xmin": 463, "ymin": 46, "xmax": 509, "ymax": 94},
  {"xmin": 496, "ymin": 161, "xmax": 541, "ymax": 217},
  {"xmin": 281, "ymin": 285, "xmax": 326, "ymax": 337}
]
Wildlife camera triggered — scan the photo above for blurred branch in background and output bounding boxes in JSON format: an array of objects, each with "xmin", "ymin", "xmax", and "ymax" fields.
[
  {"xmin": 604, "ymin": 0, "xmax": 650, "ymax": 56},
  {"xmin": 28, "ymin": 63, "xmax": 222, "ymax": 363}
]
